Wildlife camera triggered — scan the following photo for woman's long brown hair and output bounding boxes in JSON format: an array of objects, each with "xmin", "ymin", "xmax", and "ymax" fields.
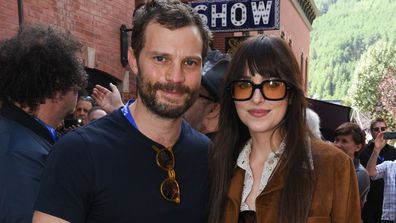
[{"xmin": 208, "ymin": 36, "xmax": 314, "ymax": 223}]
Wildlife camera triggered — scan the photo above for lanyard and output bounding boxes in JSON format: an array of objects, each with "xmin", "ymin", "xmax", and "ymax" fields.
[{"xmin": 121, "ymin": 99, "xmax": 138, "ymax": 129}]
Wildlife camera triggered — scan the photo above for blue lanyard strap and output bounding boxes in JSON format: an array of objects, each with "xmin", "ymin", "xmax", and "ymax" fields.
[{"xmin": 121, "ymin": 99, "xmax": 138, "ymax": 129}]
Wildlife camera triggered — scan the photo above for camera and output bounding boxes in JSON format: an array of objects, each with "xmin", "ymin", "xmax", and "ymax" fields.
[{"xmin": 383, "ymin": 132, "xmax": 396, "ymax": 140}]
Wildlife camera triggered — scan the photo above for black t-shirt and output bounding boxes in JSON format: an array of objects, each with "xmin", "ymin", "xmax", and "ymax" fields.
[{"xmin": 35, "ymin": 109, "xmax": 210, "ymax": 223}]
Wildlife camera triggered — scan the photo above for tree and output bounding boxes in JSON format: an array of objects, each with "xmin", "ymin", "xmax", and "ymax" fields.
[
  {"xmin": 348, "ymin": 41, "xmax": 396, "ymax": 128},
  {"xmin": 308, "ymin": 0, "xmax": 396, "ymax": 101}
]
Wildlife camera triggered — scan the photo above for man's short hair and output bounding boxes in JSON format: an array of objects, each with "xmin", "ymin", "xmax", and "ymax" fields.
[
  {"xmin": 0, "ymin": 24, "xmax": 87, "ymax": 111},
  {"xmin": 370, "ymin": 117, "xmax": 387, "ymax": 130},
  {"xmin": 131, "ymin": 0, "xmax": 212, "ymax": 60},
  {"xmin": 78, "ymin": 95, "xmax": 95, "ymax": 107},
  {"xmin": 335, "ymin": 122, "xmax": 366, "ymax": 146}
]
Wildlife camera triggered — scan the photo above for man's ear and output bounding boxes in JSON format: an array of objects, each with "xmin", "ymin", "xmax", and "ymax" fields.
[
  {"xmin": 128, "ymin": 47, "xmax": 139, "ymax": 74},
  {"xmin": 206, "ymin": 103, "xmax": 221, "ymax": 119}
]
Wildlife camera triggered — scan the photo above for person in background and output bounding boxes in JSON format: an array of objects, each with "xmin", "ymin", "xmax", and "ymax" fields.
[
  {"xmin": 87, "ymin": 106, "xmax": 107, "ymax": 123},
  {"xmin": 93, "ymin": 49, "xmax": 231, "ymax": 140},
  {"xmin": 182, "ymin": 49, "xmax": 230, "ymax": 139},
  {"xmin": 360, "ymin": 118, "xmax": 396, "ymax": 223},
  {"xmin": 305, "ymin": 108, "xmax": 322, "ymax": 140},
  {"xmin": 208, "ymin": 35, "xmax": 360, "ymax": 223},
  {"xmin": 0, "ymin": 24, "xmax": 87, "ymax": 223},
  {"xmin": 334, "ymin": 122, "xmax": 370, "ymax": 210},
  {"xmin": 33, "ymin": 0, "xmax": 212, "ymax": 222},
  {"xmin": 73, "ymin": 95, "xmax": 95, "ymax": 125},
  {"xmin": 366, "ymin": 132, "xmax": 396, "ymax": 223}
]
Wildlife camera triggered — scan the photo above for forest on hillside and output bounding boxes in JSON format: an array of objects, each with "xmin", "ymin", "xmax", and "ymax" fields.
[{"xmin": 308, "ymin": 0, "xmax": 396, "ymax": 101}]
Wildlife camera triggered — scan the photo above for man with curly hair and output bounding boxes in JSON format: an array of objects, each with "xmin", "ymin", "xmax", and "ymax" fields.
[{"xmin": 0, "ymin": 24, "xmax": 87, "ymax": 222}]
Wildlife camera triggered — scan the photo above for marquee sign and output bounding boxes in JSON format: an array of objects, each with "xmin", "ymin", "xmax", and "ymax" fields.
[{"xmin": 190, "ymin": 0, "xmax": 280, "ymax": 32}]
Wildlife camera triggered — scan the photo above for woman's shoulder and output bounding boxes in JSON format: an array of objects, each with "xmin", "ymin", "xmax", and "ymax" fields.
[{"xmin": 310, "ymin": 138, "xmax": 352, "ymax": 164}]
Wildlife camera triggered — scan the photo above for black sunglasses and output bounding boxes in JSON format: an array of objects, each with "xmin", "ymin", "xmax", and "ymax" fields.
[
  {"xmin": 228, "ymin": 79, "xmax": 290, "ymax": 101},
  {"xmin": 372, "ymin": 127, "xmax": 387, "ymax": 132},
  {"xmin": 152, "ymin": 145, "xmax": 181, "ymax": 204}
]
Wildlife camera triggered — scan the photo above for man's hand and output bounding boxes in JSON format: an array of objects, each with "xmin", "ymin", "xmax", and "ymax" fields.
[
  {"xmin": 367, "ymin": 132, "xmax": 386, "ymax": 176},
  {"xmin": 92, "ymin": 83, "xmax": 123, "ymax": 113},
  {"xmin": 374, "ymin": 132, "xmax": 386, "ymax": 155}
]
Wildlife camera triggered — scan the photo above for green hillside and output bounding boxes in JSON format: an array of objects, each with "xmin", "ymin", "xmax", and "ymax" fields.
[{"xmin": 308, "ymin": 0, "xmax": 396, "ymax": 102}]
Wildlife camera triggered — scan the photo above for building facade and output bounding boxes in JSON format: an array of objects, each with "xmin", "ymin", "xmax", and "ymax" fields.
[{"xmin": 0, "ymin": 0, "xmax": 317, "ymax": 98}]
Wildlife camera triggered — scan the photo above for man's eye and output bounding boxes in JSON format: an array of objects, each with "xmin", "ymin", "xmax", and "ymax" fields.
[
  {"xmin": 185, "ymin": 59, "xmax": 198, "ymax": 66},
  {"xmin": 154, "ymin": 56, "xmax": 166, "ymax": 62}
]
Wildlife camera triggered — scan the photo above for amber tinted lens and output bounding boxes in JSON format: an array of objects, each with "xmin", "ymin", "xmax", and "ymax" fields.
[
  {"xmin": 156, "ymin": 149, "xmax": 174, "ymax": 170},
  {"xmin": 262, "ymin": 80, "xmax": 286, "ymax": 100},
  {"xmin": 232, "ymin": 81, "xmax": 253, "ymax": 100},
  {"xmin": 161, "ymin": 178, "xmax": 180, "ymax": 203}
]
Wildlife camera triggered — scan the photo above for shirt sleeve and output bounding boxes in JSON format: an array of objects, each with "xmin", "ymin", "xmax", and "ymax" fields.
[
  {"xmin": 371, "ymin": 160, "xmax": 391, "ymax": 180},
  {"xmin": 34, "ymin": 130, "xmax": 94, "ymax": 223}
]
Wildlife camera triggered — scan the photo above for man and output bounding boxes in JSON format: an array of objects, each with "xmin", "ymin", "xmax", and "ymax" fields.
[
  {"xmin": 86, "ymin": 106, "xmax": 107, "ymax": 123},
  {"xmin": 183, "ymin": 49, "xmax": 230, "ymax": 139},
  {"xmin": 0, "ymin": 25, "xmax": 87, "ymax": 222},
  {"xmin": 93, "ymin": 50, "xmax": 230, "ymax": 139},
  {"xmin": 73, "ymin": 95, "xmax": 95, "ymax": 125},
  {"xmin": 360, "ymin": 118, "xmax": 396, "ymax": 223},
  {"xmin": 366, "ymin": 132, "xmax": 396, "ymax": 223},
  {"xmin": 33, "ymin": 1, "xmax": 212, "ymax": 222}
]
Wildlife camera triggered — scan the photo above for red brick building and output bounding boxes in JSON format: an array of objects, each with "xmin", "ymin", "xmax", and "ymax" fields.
[{"xmin": 0, "ymin": 0, "xmax": 317, "ymax": 98}]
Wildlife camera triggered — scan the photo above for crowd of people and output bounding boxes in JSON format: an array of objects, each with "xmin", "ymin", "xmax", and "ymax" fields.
[{"xmin": 0, "ymin": 0, "xmax": 395, "ymax": 223}]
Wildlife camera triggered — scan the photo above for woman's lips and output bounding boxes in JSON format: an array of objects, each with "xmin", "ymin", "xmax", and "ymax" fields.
[{"xmin": 248, "ymin": 109, "xmax": 269, "ymax": 117}]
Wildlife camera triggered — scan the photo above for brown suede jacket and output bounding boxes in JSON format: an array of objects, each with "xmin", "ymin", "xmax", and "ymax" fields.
[{"xmin": 223, "ymin": 139, "xmax": 361, "ymax": 223}]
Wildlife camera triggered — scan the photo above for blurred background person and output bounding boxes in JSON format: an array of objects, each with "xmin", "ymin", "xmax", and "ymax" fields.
[
  {"xmin": 334, "ymin": 122, "xmax": 370, "ymax": 211},
  {"xmin": 0, "ymin": 24, "xmax": 87, "ymax": 223},
  {"xmin": 87, "ymin": 106, "xmax": 107, "ymax": 123},
  {"xmin": 305, "ymin": 108, "xmax": 323, "ymax": 140},
  {"xmin": 360, "ymin": 118, "xmax": 396, "ymax": 223},
  {"xmin": 366, "ymin": 132, "xmax": 396, "ymax": 223},
  {"xmin": 73, "ymin": 95, "xmax": 95, "ymax": 125},
  {"xmin": 183, "ymin": 49, "xmax": 230, "ymax": 139}
]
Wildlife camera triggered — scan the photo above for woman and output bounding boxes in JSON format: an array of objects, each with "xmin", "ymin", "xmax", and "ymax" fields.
[
  {"xmin": 208, "ymin": 36, "xmax": 360, "ymax": 223},
  {"xmin": 334, "ymin": 122, "xmax": 370, "ymax": 209}
]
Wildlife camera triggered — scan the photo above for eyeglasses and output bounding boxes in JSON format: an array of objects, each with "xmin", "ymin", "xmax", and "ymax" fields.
[
  {"xmin": 373, "ymin": 127, "xmax": 387, "ymax": 132},
  {"xmin": 152, "ymin": 145, "xmax": 181, "ymax": 204},
  {"xmin": 228, "ymin": 79, "xmax": 290, "ymax": 101}
]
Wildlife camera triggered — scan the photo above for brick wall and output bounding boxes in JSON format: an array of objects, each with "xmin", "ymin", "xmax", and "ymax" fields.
[{"xmin": 0, "ymin": 0, "xmax": 136, "ymax": 95}]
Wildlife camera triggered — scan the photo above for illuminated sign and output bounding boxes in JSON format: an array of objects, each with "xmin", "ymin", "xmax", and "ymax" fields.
[{"xmin": 191, "ymin": 0, "xmax": 280, "ymax": 32}]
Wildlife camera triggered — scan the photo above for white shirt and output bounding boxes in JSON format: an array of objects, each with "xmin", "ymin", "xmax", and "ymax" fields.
[{"xmin": 237, "ymin": 139, "xmax": 285, "ymax": 211}]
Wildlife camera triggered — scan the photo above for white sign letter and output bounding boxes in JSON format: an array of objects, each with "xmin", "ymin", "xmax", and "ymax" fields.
[
  {"xmin": 211, "ymin": 4, "xmax": 227, "ymax": 27},
  {"xmin": 251, "ymin": 1, "xmax": 272, "ymax": 25},
  {"xmin": 230, "ymin": 3, "xmax": 247, "ymax": 26},
  {"xmin": 193, "ymin": 5, "xmax": 208, "ymax": 25}
]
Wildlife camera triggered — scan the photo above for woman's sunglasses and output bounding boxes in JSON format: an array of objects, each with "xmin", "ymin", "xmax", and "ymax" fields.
[{"xmin": 228, "ymin": 79, "xmax": 290, "ymax": 101}]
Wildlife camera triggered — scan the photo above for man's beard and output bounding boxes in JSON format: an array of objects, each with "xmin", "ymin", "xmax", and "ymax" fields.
[{"xmin": 136, "ymin": 72, "xmax": 199, "ymax": 119}]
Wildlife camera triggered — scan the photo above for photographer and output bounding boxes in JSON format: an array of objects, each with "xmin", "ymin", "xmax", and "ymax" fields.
[{"xmin": 366, "ymin": 132, "xmax": 396, "ymax": 223}]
